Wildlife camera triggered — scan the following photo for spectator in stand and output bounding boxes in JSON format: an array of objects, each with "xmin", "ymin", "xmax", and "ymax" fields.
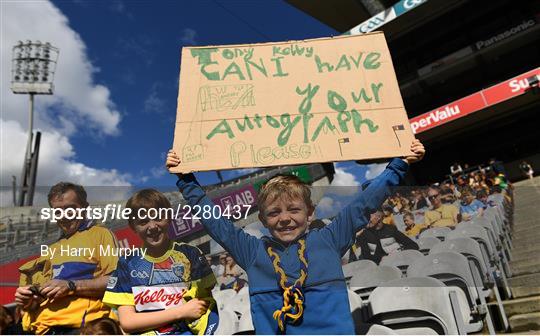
[
  {"xmin": 382, "ymin": 204, "xmax": 395, "ymax": 226},
  {"xmin": 402, "ymin": 211, "xmax": 428, "ymax": 239},
  {"xmin": 206, "ymin": 256, "xmax": 217, "ymax": 273},
  {"xmin": 214, "ymin": 253, "xmax": 227, "ymax": 279},
  {"xmin": 440, "ymin": 185, "xmax": 457, "ymax": 204},
  {"xmin": 477, "ymin": 189, "xmax": 495, "ymax": 207},
  {"xmin": 450, "ymin": 162, "xmax": 463, "ymax": 176},
  {"xmin": 494, "ymin": 172, "xmax": 510, "ymax": 190},
  {"xmin": 489, "ymin": 158, "xmax": 506, "ymax": 175},
  {"xmin": 388, "ymin": 192, "xmax": 409, "ymax": 214},
  {"xmin": 410, "ymin": 189, "xmax": 429, "ymax": 210},
  {"xmin": 423, "ymin": 186, "xmax": 459, "ymax": 228},
  {"xmin": 355, "ymin": 208, "xmax": 419, "ymax": 264},
  {"xmin": 459, "ymin": 187, "xmax": 485, "ymax": 221},
  {"xmin": 221, "ymin": 255, "xmax": 248, "ymax": 291},
  {"xmin": 79, "ymin": 317, "xmax": 122, "ymax": 335},
  {"xmin": 456, "ymin": 175, "xmax": 467, "ymax": 188},
  {"xmin": 519, "ymin": 161, "xmax": 534, "ymax": 180},
  {"xmin": 15, "ymin": 182, "xmax": 118, "ymax": 334},
  {"xmin": 347, "ymin": 230, "xmax": 364, "ymax": 263}
]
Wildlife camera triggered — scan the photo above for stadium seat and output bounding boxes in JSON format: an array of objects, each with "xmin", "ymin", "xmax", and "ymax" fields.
[
  {"xmin": 348, "ymin": 289, "xmax": 363, "ymax": 312},
  {"xmin": 367, "ymin": 277, "xmax": 478, "ymax": 335},
  {"xmin": 365, "ymin": 324, "xmax": 398, "ymax": 334},
  {"xmin": 216, "ymin": 308, "xmax": 239, "ymax": 335},
  {"xmin": 227, "ymin": 288, "xmax": 250, "ymax": 317},
  {"xmin": 430, "ymin": 238, "xmax": 509, "ymax": 331},
  {"xmin": 419, "ymin": 227, "xmax": 451, "ymax": 240},
  {"xmin": 407, "ymin": 251, "xmax": 493, "ymax": 333},
  {"xmin": 380, "ymin": 250, "xmax": 424, "ymax": 275},
  {"xmin": 456, "ymin": 221, "xmax": 513, "ymax": 281},
  {"xmin": 350, "ymin": 265, "xmax": 402, "ymax": 300},
  {"xmin": 482, "ymin": 209, "xmax": 513, "ymax": 259},
  {"xmin": 234, "ymin": 309, "xmax": 255, "ymax": 335},
  {"xmin": 342, "ymin": 259, "xmax": 378, "ymax": 283},
  {"xmin": 213, "ymin": 289, "xmax": 237, "ymax": 311},
  {"xmin": 446, "ymin": 227, "xmax": 512, "ymax": 299},
  {"xmin": 415, "ymin": 237, "xmax": 441, "ymax": 255},
  {"xmin": 348, "ymin": 289, "xmax": 366, "ymax": 332}
]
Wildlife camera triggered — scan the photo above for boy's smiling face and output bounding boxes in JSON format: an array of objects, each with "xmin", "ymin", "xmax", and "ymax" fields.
[
  {"xmin": 133, "ymin": 217, "xmax": 170, "ymax": 249},
  {"xmin": 259, "ymin": 196, "xmax": 314, "ymax": 244}
]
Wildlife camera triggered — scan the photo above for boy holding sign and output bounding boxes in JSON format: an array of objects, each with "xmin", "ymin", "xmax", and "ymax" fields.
[{"xmin": 166, "ymin": 139, "xmax": 424, "ymax": 334}]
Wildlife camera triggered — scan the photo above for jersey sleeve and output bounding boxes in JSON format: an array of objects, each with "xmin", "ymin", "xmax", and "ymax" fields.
[
  {"xmin": 97, "ymin": 227, "xmax": 119, "ymax": 276},
  {"xmin": 185, "ymin": 245, "xmax": 216, "ymax": 290},
  {"xmin": 102, "ymin": 257, "xmax": 134, "ymax": 308}
]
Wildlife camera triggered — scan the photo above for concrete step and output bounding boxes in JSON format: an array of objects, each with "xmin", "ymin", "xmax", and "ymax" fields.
[
  {"xmin": 511, "ymin": 262, "xmax": 540, "ymax": 276},
  {"xmin": 511, "ymin": 251, "xmax": 540, "ymax": 264},
  {"xmin": 513, "ymin": 218, "xmax": 540, "ymax": 227},
  {"xmin": 511, "ymin": 248, "xmax": 540, "ymax": 262},
  {"xmin": 510, "ymin": 242, "xmax": 540, "ymax": 255},
  {"xmin": 511, "ymin": 287, "xmax": 540, "ymax": 299},
  {"xmin": 514, "ymin": 215, "xmax": 540, "ymax": 223},
  {"xmin": 497, "ymin": 296, "xmax": 540, "ymax": 317},
  {"xmin": 511, "ymin": 259, "xmax": 540, "ymax": 271},
  {"xmin": 509, "ymin": 273, "xmax": 540, "ymax": 287},
  {"xmin": 512, "ymin": 228, "xmax": 540, "ymax": 241},
  {"xmin": 512, "ymin": 223, "xmax": 540, "ymax": 234},
  {"xmin": 509, "ymin": 312, "xmax": 540, "ymax": 332},
  {"xmin": 511, "ymin": 234, "xmax": 540, "ymax": 246}
]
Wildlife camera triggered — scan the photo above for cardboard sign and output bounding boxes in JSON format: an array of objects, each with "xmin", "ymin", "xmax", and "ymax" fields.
[{"xmin": 172, "ymin": 32, "xmax": 414, "ymax": 173}]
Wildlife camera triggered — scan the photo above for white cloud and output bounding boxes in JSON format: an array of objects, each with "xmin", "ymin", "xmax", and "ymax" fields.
[
  {"xmin": 1, "ymin": 1, "xmax": 130, "ymax": 205},
  {"xmin": 180, "ymin": 28, "xmax": 197, "ymax": 45},
  {"xmin": 327, "ymin": 167, "xmax": 360, "ymax": 196},
  {"xmin": 365, "ymin": 163, "xmax": 387, "ymax": 180},
  {"xmin": 317, "ymin": 196, "xmax": 335, "ymax": 213},
  {"xmin": 315, "ymin": 195, "xmax": 344, "ymax": 219}
]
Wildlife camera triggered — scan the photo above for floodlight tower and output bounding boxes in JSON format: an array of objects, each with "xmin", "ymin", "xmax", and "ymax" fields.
[{"xmin": 10, "ymin": 40, "xmax": 59, "ymax": 206}]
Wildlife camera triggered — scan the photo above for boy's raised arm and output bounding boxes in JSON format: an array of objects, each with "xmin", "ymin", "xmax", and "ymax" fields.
[
  {"xmin": 322, "ymin": 140, "xmax": 424, "ymax": 255},
  {"xmin": 170, "ymin": 153, "xmax": 259, "ymax": 270}
]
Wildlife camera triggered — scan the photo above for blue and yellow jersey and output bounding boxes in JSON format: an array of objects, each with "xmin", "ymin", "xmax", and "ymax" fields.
[
  {"xmin": 22, "ymin": 220, "xmax": 118, "ymax": 334},
  {"xmin": 103, "ymin": 241, "xmax": 219, "ymax": 335}
]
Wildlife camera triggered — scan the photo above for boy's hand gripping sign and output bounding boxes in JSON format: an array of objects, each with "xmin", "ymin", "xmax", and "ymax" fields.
[{"xmin": 171, "ymin": 32, "xmax": 414, "ymax": 173}]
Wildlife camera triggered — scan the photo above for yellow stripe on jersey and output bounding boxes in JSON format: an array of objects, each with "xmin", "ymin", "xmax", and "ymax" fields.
[{"xmin": 102, "ymin": 291, "xmax": 135, "ymax": 308}]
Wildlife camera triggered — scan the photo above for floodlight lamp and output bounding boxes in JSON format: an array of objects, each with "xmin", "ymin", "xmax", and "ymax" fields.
[{"xmin": 11, "ymin": 40, "xmax": 59, "ymax": 94}]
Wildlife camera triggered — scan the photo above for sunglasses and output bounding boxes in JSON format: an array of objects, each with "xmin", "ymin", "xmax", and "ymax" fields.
[{"xmin": 428, "ymin": 194, "xmax": 440, "ymax": 200}]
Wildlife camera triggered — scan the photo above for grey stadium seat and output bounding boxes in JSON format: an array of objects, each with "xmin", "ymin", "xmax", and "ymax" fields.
[
  {"xmin": 216, "ymin": 308, "xmax": 239, "ymax": 335},
  {"xmin": 407, "ymin": 251, "xmax": 493, "ymax": 334},
  {"xmin": 368, "ymin": 277, "xmax": 477, "ymax": 335},
  {"xmin": 415, "ymin": 237, "xmax": 441, "ymax": 255},
  {"xmin": 342, "ymin": 259, "xmax": 378, "ymax": 283},
  {"xmin": 452, "ymin": 223, "xmax": 513, "ymax": 298},
  {"xmin": 380, "ymin": 250, "xmax": 424, "ymax": 275},
  {"xmin": 419, "ymin": 227, "xmax": 452, "ymax": 241},
  {"xmin": 429, "ymin": 238, "xmax": 509, "ymax": 331},
  {"xmin": 350, "ymin": 265, "xmax": 402, "ymax": 300}
]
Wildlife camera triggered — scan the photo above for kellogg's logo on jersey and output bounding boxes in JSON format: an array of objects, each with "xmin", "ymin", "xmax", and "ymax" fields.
[{"xmin": 133, "ymin": 287, "xmax": 187, "ymax": 310}]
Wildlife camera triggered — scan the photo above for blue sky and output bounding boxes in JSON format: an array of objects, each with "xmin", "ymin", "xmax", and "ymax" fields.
[{"xmin": 1, "ymin": 0, "xmax": 386, "ymax": 207}]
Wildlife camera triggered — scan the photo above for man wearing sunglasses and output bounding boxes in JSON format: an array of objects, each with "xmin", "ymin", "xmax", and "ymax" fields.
[{"xmin": 423, "ymin": 185, "xmax": 459, "ymax": 228}]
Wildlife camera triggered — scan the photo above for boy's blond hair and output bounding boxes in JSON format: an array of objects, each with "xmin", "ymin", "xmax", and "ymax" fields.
[{"xmin": 258, "ymin": 175, "xmax": 313, "ymax": 212}]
